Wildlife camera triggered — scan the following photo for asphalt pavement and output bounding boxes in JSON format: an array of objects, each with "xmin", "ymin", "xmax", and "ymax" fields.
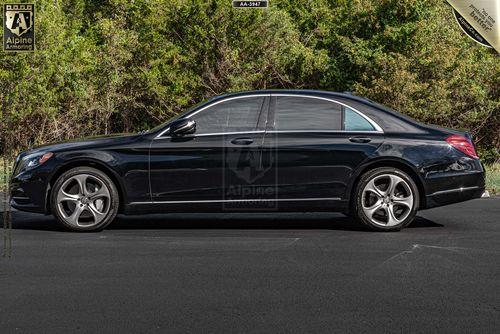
[{"xmin": 1, "ymin": 198, "xmax": 499, "ymax": 333}]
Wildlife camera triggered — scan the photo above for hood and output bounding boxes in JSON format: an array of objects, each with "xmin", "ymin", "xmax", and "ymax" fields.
[{"xmin": 21, "ymin": 133, "xmax": 141, "ymax": 156}]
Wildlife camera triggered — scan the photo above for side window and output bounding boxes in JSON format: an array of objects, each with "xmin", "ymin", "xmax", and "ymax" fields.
[
  {"xmin": 273, "ymin": 97, "xmax": 342, "ymax": 131},
  {"xmin": 344, "ymin": 107, "xmax": 375, "ymax": 131},
  {"xmin": 191, "ymin": 97, "xmax": 264, "ymax": 134}
]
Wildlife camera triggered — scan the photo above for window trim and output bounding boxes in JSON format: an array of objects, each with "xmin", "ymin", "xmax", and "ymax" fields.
[
  {"xmin": 188, "ymin": 130, "xmax": 265, "ymax": 138},
  {"xmin": 270, "ymin": 94, "xmax": 383, "ymax": 133},
  {"xmin": 155, "ymin": 94, "xmax": 270, "ymax": 139},
  {"xmin": 155, "ymin": 93, "xmax": 383, "ymax": 139},
  {"xmin": 266, "ymin": 130, "xmax": 380, "ymax": 134}
]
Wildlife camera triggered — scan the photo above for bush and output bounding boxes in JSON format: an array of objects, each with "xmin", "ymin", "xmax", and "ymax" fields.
[{"xmin": 1, "ymin": 0, "xmax": 498, "ymax": 162}]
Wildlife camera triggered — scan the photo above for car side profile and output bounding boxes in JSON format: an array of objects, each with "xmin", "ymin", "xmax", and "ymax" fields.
[{"xmin": 10, "ymin": 90, "xmax": 485, "ymax": 232}]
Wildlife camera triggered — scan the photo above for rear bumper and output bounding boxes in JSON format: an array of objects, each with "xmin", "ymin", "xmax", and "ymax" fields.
[
  {"xmin": 425, "ymin": 185, "xmax": 485, "ymax": 209},
  {"xmin": 423, "ymin": 166, "xmax": 485, "ymax": 209}
]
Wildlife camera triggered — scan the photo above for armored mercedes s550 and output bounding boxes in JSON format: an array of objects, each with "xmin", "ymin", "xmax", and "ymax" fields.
[{"xmin": 10, "ymin": 90, "xmax": 485, "ymax": 231}]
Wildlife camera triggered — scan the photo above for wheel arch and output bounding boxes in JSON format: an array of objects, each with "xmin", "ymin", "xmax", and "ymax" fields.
[
  {"xmin": 46, "ymin": 158, "xmax": 126, "ymax": 214},
  {"xmin": 347, "ymin": 158, "xmax": 426, "ymax": 209}
]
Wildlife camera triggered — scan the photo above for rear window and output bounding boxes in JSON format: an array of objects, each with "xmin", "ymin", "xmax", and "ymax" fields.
[
  {"xmin": 273, "ymin": 96, "xmax": 342, "ymax": 130},
  {"xmin": 344, "ymin": 107, "xmax": 375, "ymax": 131}
]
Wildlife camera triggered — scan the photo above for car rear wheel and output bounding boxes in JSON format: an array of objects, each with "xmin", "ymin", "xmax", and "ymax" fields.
[
  {"xmin": 352, "ymin": 167, "xmax": 419, "ymax": 231},
  {"xmin": 51, "ymin": 167, "xmax": 119, "ymax": 232}
]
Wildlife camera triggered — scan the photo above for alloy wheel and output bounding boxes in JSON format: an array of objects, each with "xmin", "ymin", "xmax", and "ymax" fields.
[
  {"xmin": 361, "ymin": 174, "xmax": 414, "ymax": 227},
  {"xmin": 56, "ymin": 173, "xmax": 111, "ymax": 228}
]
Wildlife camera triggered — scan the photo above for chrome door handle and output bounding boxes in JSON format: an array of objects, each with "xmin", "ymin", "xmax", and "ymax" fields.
[
  {"xmin": 231, "ymin": 138, "xmax": 254, "ymax": 145},
  {"xmin": 349, "ymin": 136, "xmax": 372, "ymax": 143}
]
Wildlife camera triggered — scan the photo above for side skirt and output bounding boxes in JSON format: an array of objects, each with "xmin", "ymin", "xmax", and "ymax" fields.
[{"xmin": 123, "ymin": 198, "xmax": 348, "ymax": 215}]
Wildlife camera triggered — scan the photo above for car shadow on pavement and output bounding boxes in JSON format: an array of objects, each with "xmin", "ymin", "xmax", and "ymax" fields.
[
  {"xmin": 7, "ymin": 211, "xmax": 443, "ymax": 232},
  {"xmin": 111, "ymin": 214, "xmax": 443, "ymax": 231}
]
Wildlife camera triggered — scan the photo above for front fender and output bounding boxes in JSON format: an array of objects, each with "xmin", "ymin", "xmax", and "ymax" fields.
[{"xmin": 45, "ymin": 153, "xmax": 127, "ymax": 214}]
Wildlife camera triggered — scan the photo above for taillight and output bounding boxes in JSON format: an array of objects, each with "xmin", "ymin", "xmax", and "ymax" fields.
[{"xmin": 446, "ymin": 135, "xmax": 478, "ymax": 159}]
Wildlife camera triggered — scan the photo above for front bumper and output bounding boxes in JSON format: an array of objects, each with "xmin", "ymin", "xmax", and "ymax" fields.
[
  {"xmin": 10, "ymin": 162, "xmax": 55, "ymax": 214},
  {"xmin": 10, "ymin": 174, "xmax": 49, "ymax": 213}
]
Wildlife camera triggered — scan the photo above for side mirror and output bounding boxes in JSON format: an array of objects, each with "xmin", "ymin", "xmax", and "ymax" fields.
[{"xmin": 169, "ymin": 119, "xmax": 196, "ymax": 137}]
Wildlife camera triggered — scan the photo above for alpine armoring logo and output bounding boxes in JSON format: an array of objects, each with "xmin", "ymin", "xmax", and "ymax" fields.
[
  {"xmin": 3, "ymin": 3, "xmax": 35, "ymax": 52},
  {"xmin": 222, "ymin": 138, "xmax": 278, "ymax": 211}
]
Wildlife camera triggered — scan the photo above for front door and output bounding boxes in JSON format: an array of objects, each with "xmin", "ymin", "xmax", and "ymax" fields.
[{"xmin": 149, "ymin": 95, "xmax": 269, "ymax": 204}]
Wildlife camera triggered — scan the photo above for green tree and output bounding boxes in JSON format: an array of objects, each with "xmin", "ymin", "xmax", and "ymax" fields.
[{"xmin": 0, "ymin": 0, "xmax": 498, "ymax": 161}]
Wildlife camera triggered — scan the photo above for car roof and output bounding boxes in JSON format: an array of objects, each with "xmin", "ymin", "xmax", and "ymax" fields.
[
  {"xmin": 209, "ymin": 89, "xmax": 373, "ymax": 104},
  {"xmin": 208, "ymin": 89, "xmax": 405, "ymax": 118}
]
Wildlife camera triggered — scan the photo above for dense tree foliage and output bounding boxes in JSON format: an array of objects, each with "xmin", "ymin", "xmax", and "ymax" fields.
[{"xmin": 1, "ymin": 0, "xmax": 498, "ymax": 161}]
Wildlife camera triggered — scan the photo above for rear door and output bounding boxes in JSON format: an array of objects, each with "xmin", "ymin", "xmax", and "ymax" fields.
[{"xmin": 260, "ymin": 94, "xmax": 384, "ymax": 201}]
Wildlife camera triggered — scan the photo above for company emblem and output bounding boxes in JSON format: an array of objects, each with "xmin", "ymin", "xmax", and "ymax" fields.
[{"xmin": 3, "ymin": 3, "xmax": 35, "ymax": 52}]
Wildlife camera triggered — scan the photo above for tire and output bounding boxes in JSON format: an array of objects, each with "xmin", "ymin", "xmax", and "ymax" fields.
[
  {"xmin": 352, "ymin": 167, "xmax": 419, "ymax": 231},
  {"xmin": 51, "ymin": 166, "xmax": 119, "ymax": 232}
]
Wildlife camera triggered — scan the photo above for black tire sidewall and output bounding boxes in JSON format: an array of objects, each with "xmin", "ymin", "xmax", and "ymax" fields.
[
  {"xmin": 353, "ymin": 167, "xmax": 419, "ymax": 231},
  {"xmin": 50, "ymin": 167, "xmax": 119, "ymax": 232}
]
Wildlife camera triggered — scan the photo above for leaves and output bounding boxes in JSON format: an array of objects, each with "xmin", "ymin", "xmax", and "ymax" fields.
[{"xmin": 0, "ymin": 0, "xmax": 498, "ymax": 161}]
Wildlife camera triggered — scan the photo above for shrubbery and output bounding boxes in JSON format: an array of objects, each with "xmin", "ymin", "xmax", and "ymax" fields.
[{"xmin": 1, "ymin": 0, "xmax": 498, "ymax": 161}]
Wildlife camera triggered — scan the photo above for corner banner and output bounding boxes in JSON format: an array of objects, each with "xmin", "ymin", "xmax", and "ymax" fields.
[{"xmin": 446, "ymin": 0, "xmax": 499, "ymax": 53}]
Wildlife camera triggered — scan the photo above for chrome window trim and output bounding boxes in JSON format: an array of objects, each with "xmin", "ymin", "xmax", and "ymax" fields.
[
  {"xmin": 154, "ymin": 93, "xmax": 384, "ymax": 139},
  {"xmin": 266, "ymin": 130, "xmax": 380, "ymax": 134},
  {"xmin": 154, "ymin": 130, "xmax": 265, "ymax": 140},
  {"xmin": 271, "ymin": 94, "xmax": 384, "ymax": 133},
  {"xmin": 186, "ymin": 94, "xmax": 270, "ymax": 118},
  {"xmin": 155, "ymin": 94, "xmax": 270, "ymax": 139},
  {"xmin": 155, "ymin": 129, "xmax": 378, "ymax": 140},
  {"xmin": 194, "ymin": 130, "xmax": 265, "ymax": 137},
  {"xmin": 130, "ymin": 197, "xmax": 342, "ymax": 205},
  {"xmin": 155, "ymin": 126, "xmax": 171, "ymax": 139}
]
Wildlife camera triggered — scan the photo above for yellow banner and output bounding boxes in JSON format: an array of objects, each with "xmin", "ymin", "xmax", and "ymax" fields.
[{"xmin": 447, "ymin": 0, "xmax": 499, "ymax": 52}]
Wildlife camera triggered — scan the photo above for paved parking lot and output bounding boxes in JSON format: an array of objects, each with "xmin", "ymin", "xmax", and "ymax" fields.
[{"xmin": 1, "ymin": 198, "xmax": 499, "ymax": 333}]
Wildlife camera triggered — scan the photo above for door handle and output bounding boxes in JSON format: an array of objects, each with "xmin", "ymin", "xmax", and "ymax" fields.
[
  {"xmin": 231, "ymin": 137, "xmax": 254, "ymax": 145},
  {"xmin": 349, "ymin": 136, "xmax": 372, "ymax": 143}
]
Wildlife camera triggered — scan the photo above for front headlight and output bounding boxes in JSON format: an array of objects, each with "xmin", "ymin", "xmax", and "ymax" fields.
[{"xmin": 17, "ymin": 152, "xmax": 54, "ymax": 173}]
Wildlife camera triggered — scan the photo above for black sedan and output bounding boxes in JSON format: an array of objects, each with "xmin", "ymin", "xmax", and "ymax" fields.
[{"xmin": 10, "ymin": 90, "xmax": 485, "ymax": 232}]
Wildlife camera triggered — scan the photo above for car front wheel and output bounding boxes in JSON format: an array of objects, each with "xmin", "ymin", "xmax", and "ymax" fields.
[
  {"xmin": 353, "ymin": 167, "xmax": 419, "ymax": 231},
  {"xmin": 51, "ymin": 167, "xmax": 119, "ymax": 232}
]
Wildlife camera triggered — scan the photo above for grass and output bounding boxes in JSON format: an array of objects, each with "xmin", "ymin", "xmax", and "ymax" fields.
[
  {"xmin": 0, "ymin": 158, "xmax": 12, "ymax": 190},
  {"xmin": 0, "ymin": 157, "xmax": 499, "ymax": 195},
  {"xmin": 485, "ymin": 163, "xmax": 500, "ymax": 196}
]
